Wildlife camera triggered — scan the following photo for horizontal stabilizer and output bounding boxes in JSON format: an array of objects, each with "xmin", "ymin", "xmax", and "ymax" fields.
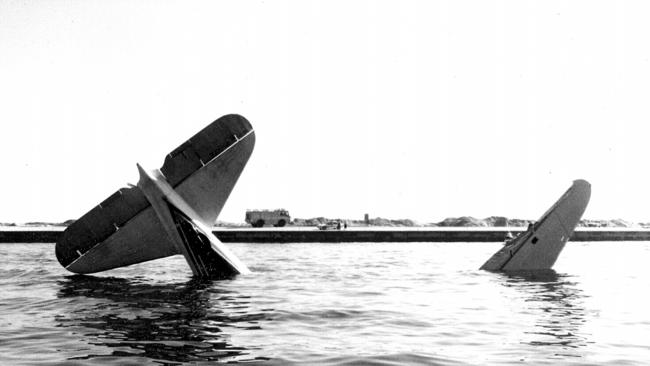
[
  {"xmin": 160, "ymin": 114, "xmax": 255, "ymax": 227},
  {"xmin": 55, "ymin": 186, "xmax": 152, "ymax": 269},
  {"xmin": 55, "ymin": 114, "xmax": 255, "ymax": 275}
]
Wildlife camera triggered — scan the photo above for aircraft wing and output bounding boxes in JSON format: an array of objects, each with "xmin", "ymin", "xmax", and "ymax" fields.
[{"xmin": 480, "ymin": 179, "xmax": 591, "ymax": 271}]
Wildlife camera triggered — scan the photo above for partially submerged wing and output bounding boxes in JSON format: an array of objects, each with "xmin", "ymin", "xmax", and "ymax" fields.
[
  {"xmin": 55, "ymin": 114, "xmax": 255, "ymax": 274},
  {"xmin": 55, "ymin": 186, "xmax": 176, "ymax": 273},
  {"xmin": 480, "ymin": 179, "xmax": 591, "ymax": 271}
]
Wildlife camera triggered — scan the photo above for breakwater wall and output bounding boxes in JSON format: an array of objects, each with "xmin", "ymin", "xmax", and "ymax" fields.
[{"xmin": 2, "ymin": 228, "xmax": 650, "ymax": 243}]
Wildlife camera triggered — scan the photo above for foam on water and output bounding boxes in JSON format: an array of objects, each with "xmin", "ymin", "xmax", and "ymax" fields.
[{"xmin": 1, "ymin": 242, "xmax": 649, "ymax": 365}]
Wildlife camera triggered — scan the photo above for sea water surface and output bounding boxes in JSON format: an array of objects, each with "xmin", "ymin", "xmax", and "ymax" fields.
[{"xmin": 1, "ymin": 241, "xmax": 649, "ymax": 365}]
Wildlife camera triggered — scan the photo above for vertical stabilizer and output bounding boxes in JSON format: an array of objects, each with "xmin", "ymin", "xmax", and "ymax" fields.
[{"xmin": 137, "ymin": 164, "xmax": 249, "ymax": 277}]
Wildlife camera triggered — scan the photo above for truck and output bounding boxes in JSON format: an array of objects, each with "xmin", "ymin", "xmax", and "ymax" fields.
[{"xmin": 245, "ymin": 209, "xmax": 291, "ymax": 228}]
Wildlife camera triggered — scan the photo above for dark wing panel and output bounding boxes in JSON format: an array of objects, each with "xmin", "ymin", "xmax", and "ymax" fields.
[
  {"xmin": 160, "ymin": 114, "xmax": 253, "ymax": 187},
  {"xmin": 159, "ymin": 114, "xmax": 255, "ymax": 226},
  {"xmin": 65, "ymin": 206, "xmax": 179, "ymax": 274},
  {"xmin": 55, "ymin": 185, "xmax": 150, "ymax": 268},
  {"xmin": 99, "ymin": 186, "xmax": 149, "ymax": 227}
]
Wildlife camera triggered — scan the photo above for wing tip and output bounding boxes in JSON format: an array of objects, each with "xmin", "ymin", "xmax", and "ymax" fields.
[{"xmin": 572, "ymin": 179, "xmax": 592, "ymax": 203}]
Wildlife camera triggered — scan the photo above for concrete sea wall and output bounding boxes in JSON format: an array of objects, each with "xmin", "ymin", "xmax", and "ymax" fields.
[{"xmin": 2, "ymin": 227, "xmax": 650, "ymax": 243}]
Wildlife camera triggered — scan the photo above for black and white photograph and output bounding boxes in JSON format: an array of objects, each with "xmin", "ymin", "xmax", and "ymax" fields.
[{"xmin": 1, "ymin": 1, "xmax": 649, "ymax": 365}]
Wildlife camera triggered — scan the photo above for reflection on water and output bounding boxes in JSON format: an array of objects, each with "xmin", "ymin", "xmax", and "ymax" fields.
[
  {"xmin": 55, "ymin": 275, "xmax": 272, "ymax": 364},
  {"xmin": 497, "ymin": 270, "xmax": 589, "ymax": 357},
  {"xmin": 3, "ymin": 242, "xmax": 650, "ymax": 365}
]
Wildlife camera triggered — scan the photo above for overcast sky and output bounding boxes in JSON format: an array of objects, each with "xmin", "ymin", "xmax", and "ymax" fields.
[{"xmin": 1, "ymin": 0, "xmax": 649, "ymax": 224}]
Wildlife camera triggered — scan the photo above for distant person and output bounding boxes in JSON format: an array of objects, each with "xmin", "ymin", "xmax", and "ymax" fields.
[
  {"xmin": 337, "ymin": 221, "xmax": 341, "ymax": 230},
  {"xmin": 344, "ymin": 222, "xmax": 347, "ymax": 229}
]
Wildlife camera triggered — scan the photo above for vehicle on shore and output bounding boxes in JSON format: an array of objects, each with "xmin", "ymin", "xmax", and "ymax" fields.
[
  {"xmin": 245, "ymin": 209, "xmax": 291, "ymax": 228},
  {"xmin": 317, "ymin": 220, "xmax": 345, "ymax": 230}
]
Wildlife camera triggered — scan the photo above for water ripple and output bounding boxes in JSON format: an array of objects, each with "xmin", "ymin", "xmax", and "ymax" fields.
[{"xmin": 1, "ymin": 242, "xmax": 650, "ymax": 365}]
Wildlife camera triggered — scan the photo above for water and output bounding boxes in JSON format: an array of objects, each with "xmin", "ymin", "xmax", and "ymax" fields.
[{"xmin": 1, "ymin": 242, "xmax": 649, "ymax": 365}]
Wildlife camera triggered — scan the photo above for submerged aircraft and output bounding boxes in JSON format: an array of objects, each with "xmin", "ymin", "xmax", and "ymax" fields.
[
  {"xmin": 480, "ymin": 179, "xmax": 591, "ymax": 271},
  {"xmin": 55, "ymin": 114, "xmax": 254, "ymax": 277}
]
